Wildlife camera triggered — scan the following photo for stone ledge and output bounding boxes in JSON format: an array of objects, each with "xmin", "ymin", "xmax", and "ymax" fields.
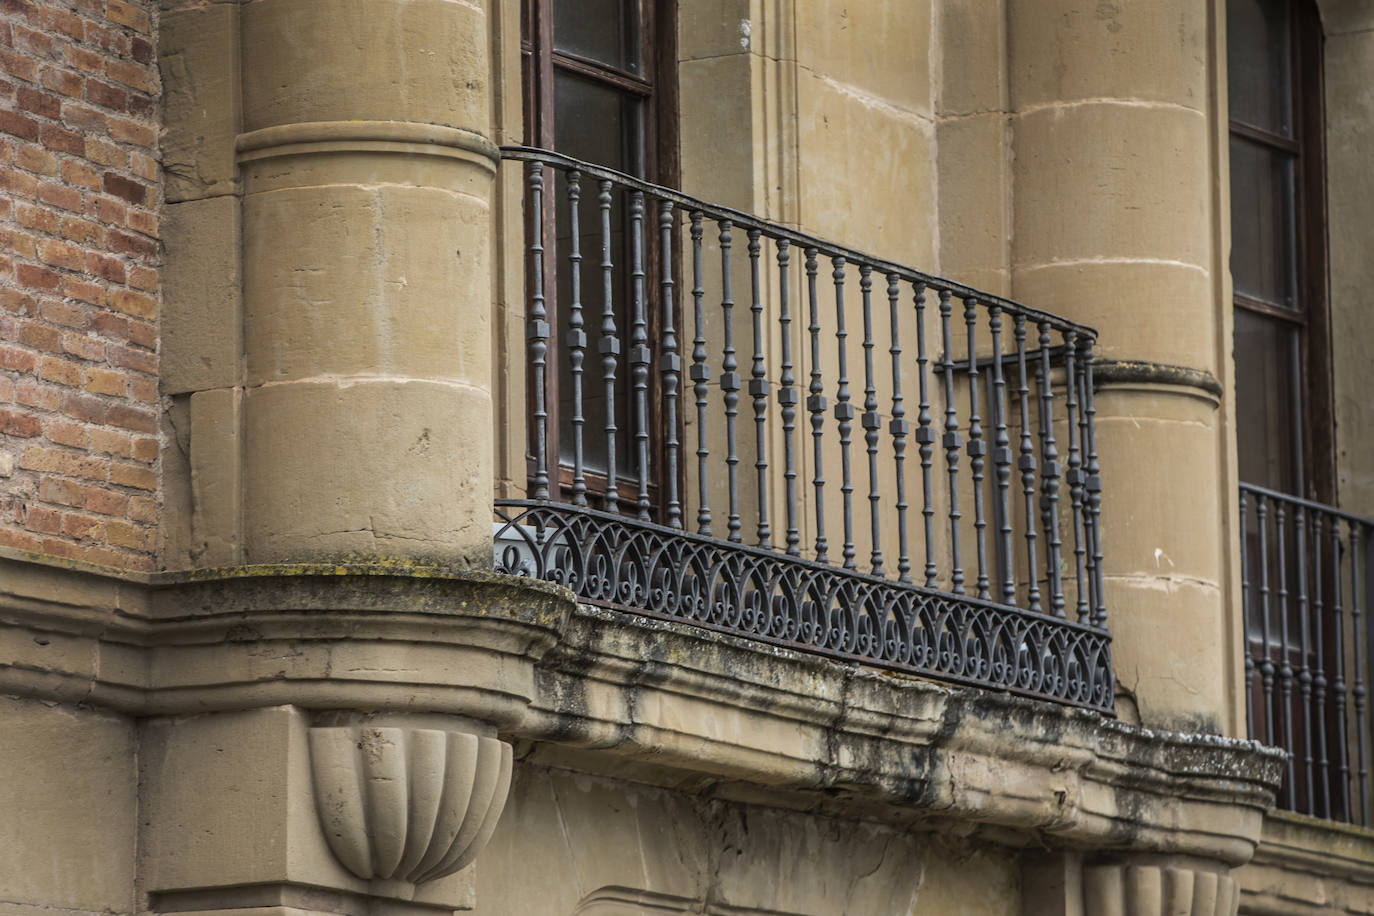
[
  {"xmin": 1235, "ymin": 810, "xmax": 1374, "ymax": 915},
  {"xmin": 0, "ymin": 550, "xmax": 1284, "ymax": 866}
]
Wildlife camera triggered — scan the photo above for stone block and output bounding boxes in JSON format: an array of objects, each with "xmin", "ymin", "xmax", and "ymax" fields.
[
  {"xmin": 1011, "ymin": 103, "xmax": 1211, "ymax": 269},
  {"xmin": 939, "ymin": 0, "xmax": 1007, "ymax": 116},
  {"xmin": 240, "ymin": 0, "xmax": 490, "ymax": 134},
  {"xmin": 162, "ymin": 196, "xmax": 243, "ymax": 394},
  {"xmin": 1009, "ymin": 0, "xmax": 1208, "ymax": 111},
  {"xmin": 0, "ymin": 698, "xmax": 136, "ymax": 912},
  {"xmin": 938, "ymin": 113, "xmax": 1010, "ymax": 280},
  {"xmin": 190, "ymin": 387, "xmax": 242, "ymax": 567},
  {"xmin": 796, "ymin": 0, "xmax": 931, "ymax": 118},
  {"xmin": 241, "ymin": 379, "xmax": 492, "ymax": 564},
  {"xmin": 159, "ymin": 3, "xmax": 240, "ymax": 202}
]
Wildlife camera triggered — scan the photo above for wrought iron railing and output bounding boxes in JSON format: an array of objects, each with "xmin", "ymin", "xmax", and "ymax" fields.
[
  {"xmin": 1241, "ymin": 482, "xmax": 1374, "ymax": 823},
  {"xmin": 495, "ymin": 146, "xmax": 1111, "ymax": 712}
]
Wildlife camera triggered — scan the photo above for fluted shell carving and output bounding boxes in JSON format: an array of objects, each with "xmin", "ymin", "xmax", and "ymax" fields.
[
  {"xmin": 1083, "ymin": 865, "xmax": 1238, "ymax": 916},
  {"xmin": 308, "ymin": 725, "xmax": 513, "ymax": 894}
]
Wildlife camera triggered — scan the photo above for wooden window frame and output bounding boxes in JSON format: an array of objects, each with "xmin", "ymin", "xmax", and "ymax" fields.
[{"xmin": 520, "ymin": 0, "xmax": 681, "ymax": 514}]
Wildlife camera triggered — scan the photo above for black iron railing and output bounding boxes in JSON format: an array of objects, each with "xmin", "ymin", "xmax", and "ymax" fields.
[
  {"xmin": 496, "ymin": 146, "xmax": 1112, "ymax": 712},
  {"xmin": 1241, "ymin": 482, "xmax": 1374, "ymax": 823}
]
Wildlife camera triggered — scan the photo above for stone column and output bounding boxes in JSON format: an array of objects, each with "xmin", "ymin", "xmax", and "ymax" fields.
[
  {"xmin": 1007, "ymin": 0, "xmax": 1241, "ymax": 732},
  {"xmin": 161, "ymin": 0, "xmax": 504, "ymax": 570}
]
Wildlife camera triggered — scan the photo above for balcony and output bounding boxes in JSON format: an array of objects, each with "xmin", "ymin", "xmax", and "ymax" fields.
[
  {"xmin": 1241, "ymin": 482, "xmax": 1374, "ymax": 823},
  {"xmin": 495, "ymin": 147, "xmax": 1112, "ymax": 713}
]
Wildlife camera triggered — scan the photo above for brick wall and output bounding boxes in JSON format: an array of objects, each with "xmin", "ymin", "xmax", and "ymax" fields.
[{"xmin": 0, "ymin": 0, "xmax": 158, "ymax": 570}]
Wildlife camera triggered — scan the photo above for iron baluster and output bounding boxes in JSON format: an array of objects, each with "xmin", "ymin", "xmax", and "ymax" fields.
[
  {"xmin": 1014, "ymin": 316, "xmax": 1041, "ymax": 614},
  {"xmin": 861, "ymin": 266, "xmax": 884, "ymax": 577},
  {"xmin": 1258, "ymin": 494, "xmax": 1276, "ymax": 755},
  {"xmin": 1276, "ymin": 500, "xmax": 1297, "ymax": 805},
  {"xmin": 964, "ymin": 298, "xmax": 989, "ymax": 599},
  {"xmin": 629, "ymin": 192, "xmax": 651, "ymax": 520},
  {"xmin": 1081, "ymin": 336, "xmax": 1105, "ymax": 627},
  {"xmin": 748, "ymin": 229, "xmax": 771, "ymax": 548},
  {"xmin": 658, "ymin": 199, "xmax": 682, "ymax": 528},
  {"xmin": 833, "ymin": 257, "xmax": 857, "ymax": 571},
  {"xmin": 1296, "ymin": 504, "xmax": 1314, "ymax": 813},
  {"xmin": 1036, "ymin": 322, "xmax": 1064, "ymax": 616},
  {"xmin": 939, "ymin": 289, "xmax": 964, "ymax": 595},
  {"xmin": 1063, "ymin": 331, "xmax": 1088, "ymax": 624},
  {"xmin": 1331, "ymin": 516, "xmax": 1351, "ymax": 822},
  {"xmin": 566, "ymin": 171, "xmax": 588, "ymax": 506},
  {"xmin": 915, "ymin": 282, "xmax": 937, "ymax": 588},
  {"xmin": 690, "ymin": 213, "xmax": 711, "ymax": 535},
  {"xmin": 778, "ymin": 240, "xmax": 801, "ymax": 557},
  {"xmin": 598, "ymin": 179, "xmax": 620, "ymax": 512},
  {"xmin": 888, "ymin": 273, "xmax": 911, "ymax": 583},
  {"xmin": 1312, "ymin": 511, "xmax": 1331, "ymax": 819},
  {"xmin": 989, "ymin": 306, "xmax": 1014, "ymax": 605},
  {"xmin": 1241, "ymin": 490, "xmax": 1253, "ymax": 739},
  {"xmin": 719, "ymin": 221, "xmax": 742, "ymax": 543},
  {"xmin": 1352, "ymin": 523, "xmax": 1368, "ymax": 825},
  {"xmin": 806, "ymin": 248, "xmax": 829, "ymax": 564},
  {"xmin": 527, "ymin": 161, "xmax": 550, "ymax": 500}
]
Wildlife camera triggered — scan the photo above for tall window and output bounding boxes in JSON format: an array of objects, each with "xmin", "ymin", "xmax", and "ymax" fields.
[
  {"xmin": 1229, "ymin": 0, "xmax": 1330, "ymax": 499},
  {"xmin": 521, "ymin": 0, "xmax": 678, "ymax": 509}
]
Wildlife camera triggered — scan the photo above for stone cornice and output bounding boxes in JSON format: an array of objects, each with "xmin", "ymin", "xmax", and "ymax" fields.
[
  {"xmin": 0, "ymin": 550, "xmax": 1284, "ymax": 865},
  {"xmin": 235, "ymin": 119, "xmax": 501, "ymax": 168}
]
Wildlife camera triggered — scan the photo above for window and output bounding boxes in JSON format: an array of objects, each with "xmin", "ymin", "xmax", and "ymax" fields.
[
  {"xmin": 520, "ymin": 0, "xmax": 678, "ymax": 511},
  {"xmin": 1229, "ymin": 0, "xmax": 1330, "ymax": 500}
]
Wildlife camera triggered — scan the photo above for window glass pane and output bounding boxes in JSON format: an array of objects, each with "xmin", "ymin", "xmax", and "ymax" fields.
[
  {"xmin": 554, "ymin": 0, "xmax": 640, "ymax": 74},
  {"xmin": 1228, "ymin": 0, "xmax": 1292, "ymax": 136},
  {"xmin": 1235, "ymin": 308, "xmax": 1299, "ymax": 493},
  {"xmin": 1230, "ymin": 136, "xmax": 1297, "ymax": 307},
  {"xmin": 554, "ymin": 71, "xmax": 643, "ymax": 173}
]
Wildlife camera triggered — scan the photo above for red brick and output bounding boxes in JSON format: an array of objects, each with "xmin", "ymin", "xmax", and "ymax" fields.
[
  {"xmin": 128, "ymin": 494, "xmax": 155, "ymax": 522},
  {"xmin": 39, "ymin": 123, "xmax": 83, "ymax": 156},
  {"xmin": 86, "ymin": 486, "xmax": 128, "ymax": 516},
  {"xmin": 59, "ymin": 159, "xmax": 101, "ymax": 190},
  {"xmin": 108, "ymin": 229, "xmax": 155, "ymax": 260},
  {"xmin": 36, "ymin": 237, "xmax": 83, "ymax": 271},
  {"xmin": 129, "ymin": 152, "xmax": 155, "ymax": 182},
  {"xmin": 0, "ymin": 109, "xmax": 39, "ymax": 142},
  {"xmin": 83, "ymin": 137, "xmax": 123, "ymax": 168},
  {"xmin": 39, "ymin": 6, "xmax": 83, "ymax": 41},
  {"xmin": 58, "ymin": 277, "xmax": 103, "ymax": 308},
  {"xmin": 105, "ymin": 59, "xmax": 153, "ymax": 94},
  {"xmin": 125, "ymin": 92, "xmax": 152, "ymax": 119},
  {"xmin": 126, "ymin": 319, "xmax": 154, "ymax": 349},
  {"xmin": 37, "ymin": 180, "xmax": 81, "ymax": 211},
  {"xmin": 85, "ymin": 22, "xmax": 129, "ymax": 56},
  {"xmin": 13, "ymin": 142, "xmax": 56, "ymax": 175},
  {"xmin": 16, "ymin": 377, "xmax": 61, "ymax": 409},
  {"xmin": 106, "ymin": 403, "xmax": 154, "ymax": 433},
  {"xmin": 92, "ymin": 195, "xmax": 125, "ymax": 224},
  {"xmin": 85, "ymin": 78, "xmax": 125, "ymax": 111},
  {"xmin": 0, "ymin": 407, "xmax": 41, "ymax": 437},
  {"xmin": 89, "ymin": 427, "xmax": 131, "ymax": 457},
  {"xmin": 85, "ymin": 250, "xmax": 124, "ymax": 283},
  {"xmin": 11, "ymin": 26, "xmax": 52, "ymax": 59},
  {"xmin": 107, "ymin": 115, "xmax": 153, "ymax": 147},
  {"xmin": 89, "ymin": 311, "xmax": 127, "ymax": 340},
  {"xmin": 15, "ymin": 85, "xmax": 58, "ymax": 119},
  {"xmin": 0, "ymin": 527, "xmax": 43, "ymax": 553},
  {"xmin": 127, "ymin": 265, "xmax": 156, "ymax": 291},
  {"xmin": 84, "ymin": 367, "xmax": 123, "ymax": 396},
  {"xmin": 131, "ymin": 436, "xmax": 155, "ymax": 463},
  {"xmin": 40, "ymin": 537, "xmax": 82, "ymax": 560},
  {"xmin": 105, "ymin": 0, "xmax": 149, "ymax": 32},
  {"xmin": 62, "ymin": 511, "xmax": 103, "ymax": 538},
  {"xmin": 40, "ymin": 66, "xmax": 82, "ymax": 98},
  {"xmin": 16, "ymin": 263, "xmax": 59, "ymax": 291},
  {"xmin": 108, "ymin": 287, "xmax": 156, "ymax": 318},
  {"xmin": 39, "ymin": 354, "xmax": 82, "ymax": 387},
  {"xmin": 16, "ymin": 201, "xmax": 58, "ymax": 233},
  {"xmin": 63, "ymin": 44, "xmax": 102, "ymax": 74},
  {"xmin": 0, "ymin": 0, "xmax": 36, "ymax": 20},
  {"xmin": 0, "ymin": 224, "xmax": 36, "ymax": 258},
  {"xmin": 129, "ymin": 36, "xmax": 152, "ymax": 65},
  {"xmin": 46, "ymin": 418, "xmax": 86, "ymax": 448},
  {"xmin": 38, "ymin": 476, "xmax": 84, "ymax": 507},
  {"xmin": 60, "ymin": 215, "xmax": 102, "ymax": 245},
  {"xmin": 0, "ymin": 166, "xmax": 39, "ymax": 198},
  {"xmin": 61, "ymin": 391, "xmax": 104, "ymax": 423},
  {"xmin": 109, "ymin": 341, "xmax": 154, "ymax": 373},
  {"xmin": 60, "ymin": 331, "xmax": 103, "ymax": 361},
  {"xmin": 105, "ymin": 518, "xmax": 148, "ymax": 550},
  {"xmin": 82, "ymin": 545, "xmax": 127, "ymax": 568},
  {"xmin": 24, "ymin": 504, "xmax": 61, "ymax": 534},
  {"xmin": 0, "ymin": 49, "xmax": 38, "ymax": 83},
  {"xmin": 126, "ymin": 208, "xmax": 155, "ymax": 237},
  {"xmin": 0, "ymin": 346, "xmax": 37, "ymax": 372},
  {"xmin": 109, "ymin": 461, "xmax": 154, "ymax": 490},
  {"xmin": 61, "ymin": 101, "xmax": 105, "ymax": 134}
]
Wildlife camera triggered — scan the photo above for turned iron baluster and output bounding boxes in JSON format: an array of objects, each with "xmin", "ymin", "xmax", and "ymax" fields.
[
  {"xmin": 939, "ymin": 289, "xmax": 964, "ymax": 595},
  {"xmin": 598, "ymin": 179, "xmax": 620, "ymax": 511},
  {"xmin": 566, "ymin": 171, "xmax": 588, "ymax": 506},
  {"xmin": 778, "ymin": 240, "xmax": 801, "ymax": 557},
  {"xmin": 527, "ymin": 161, "xmax": 551, "ymax": 500},
  {"xmin": 989, "ymin": 306, "xmax": 1014, "ymax": 605},
  {"xmin": 658, "ymin": 199, "xmax": 681, "ymax": 528},
  {"xmin": 1312, "ymin": 511, "xmax": 1331, "ymax": 819},
  {"xmin": 1258, "ymin": 495, "xmax": 1277, "ymax": 757},
  {"xmin": 861, "ymin": 266, "xmax": 884, "ymax": 577},
  {"xmin": 1014, "ymin": 316, "xmax": 1041, "ymax": 614},
  {"xmin": 915, "ymin": 282, "xmax": 937, "ymax": 588},
  {"xmin": 1352, "ymin": 523, "xmax": 1368, "ymax": 825},
  {"xmin": 888, "ymin": 273, "xmax": 911, "ymax": 583},
  {"xmin": 1036, "ymin": 322, "xmax": 1064, "ymax": 616},
  {"xmin": 629, "ymin": 192, "xmax": 651, "ymax": 520},
  {"xmin": 1081, "ymin": 336, "xmax": 1106, "ymax": 627},
  {"xmin": 833, "ymin": 257, "xmax": 857, "ymax": 571},
  {"xmin": 690, "ymin": 213, "xmax": 711, "ymax": 535},
  {"xmin": 1276, "ymin": 500, "xmax": 1297, "ymax": 803},
  {"xmin": 1331, "ymin": 514, "xmax": 1352, "ymax": 822},
  {"xmin": 964, "ymin": 298, "xmax": 989, "ymax": 599},
  {"xmin": 748, "ymin": 229, "xmax": 771, "ymax": 548},
  {"xmin": 806, "ymin": 248, "xmax": 829, "ymax": 564},
  {"xmin": 1296, "ymin": 503, "xmax": 1315, "ymax": 812},
  {"xmin": 719, "ymin": 221, "xmax": 742, "ymax": 543},
  {"xmin": 1242, "ymin": 490, "xmax": 1253, "ymax": 739},
  {"xmin": 1064, "ymin": 331, "xmax": 1089, "ymax": 624}
]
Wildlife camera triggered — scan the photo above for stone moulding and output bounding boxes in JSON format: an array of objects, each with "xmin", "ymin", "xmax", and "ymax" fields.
[
  {"xmin": 1083, "ymin": 864, "xmax": 1238, "ymax": 916},
  {"xmin": 0, "ymin": 549, "xmax": 1285, "ymax": 866},
  {"xmin": 308, "ymin": 720, "xmax": 513, "ymax": 898}
]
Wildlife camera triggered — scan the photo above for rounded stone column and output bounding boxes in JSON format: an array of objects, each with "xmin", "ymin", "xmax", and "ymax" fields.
[
  {"xmin": 1008, "ymin": 1, "xmax": 1240, "ymax": 732},
  {"xmin": 234, "ymin": 0, "xmax": 498, "ymax": 566}
]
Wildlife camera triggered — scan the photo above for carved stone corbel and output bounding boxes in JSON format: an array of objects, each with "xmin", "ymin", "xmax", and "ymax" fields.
[
  {"xmin": 308, "ymin": 717, "xmax": 513, "ymax": 901},
  {"xmin": 1083, "ymin": 863, "xmax": 1238, "ymax": 916}
]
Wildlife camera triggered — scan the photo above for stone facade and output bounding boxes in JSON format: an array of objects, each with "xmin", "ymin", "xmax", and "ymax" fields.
[{"xmin": 1, "ymin": 1, "xmax": 1372, "ymax": 915}]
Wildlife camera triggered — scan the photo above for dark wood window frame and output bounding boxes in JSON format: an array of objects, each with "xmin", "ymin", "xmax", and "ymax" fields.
[
  {"xmin": 520, "ymin": 0, "xmax": 680, "ymax": 514},
  {"xmin": 1231, "ymin": 0, "xmax": 1333, "ymax": 503}
]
